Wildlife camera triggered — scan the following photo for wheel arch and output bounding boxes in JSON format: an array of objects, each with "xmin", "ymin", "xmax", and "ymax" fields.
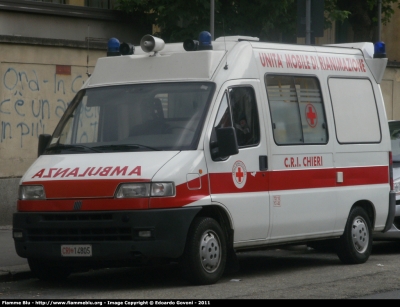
[
  {"xmin": 195, "ymin": 204, "xmax": 234, "ymax": 249},
  {"xmin": 351, "ymin": 199, "xmax": 376, "ymax": 229}
]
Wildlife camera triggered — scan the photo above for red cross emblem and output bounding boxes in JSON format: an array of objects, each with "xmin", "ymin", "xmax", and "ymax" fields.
[
  {"xmin": 236, "ymin": 167, "xmax": 244, "ymax": 183},
  {"xmin": 305, "ymin": 103, "xmax": 317, "ymax": 128},
  {"xmin": 232, "ymin": 161, "xmax": 247, "ymax": 189}
]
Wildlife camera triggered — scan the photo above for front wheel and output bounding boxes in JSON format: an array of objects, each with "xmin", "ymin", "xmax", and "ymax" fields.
[
  {"xmin": 335, "ymin": 207, "xmax": 372, "ymax": 264},
  {"xmin": 182, "ymin": 217, "xmax": 227, "ymax": 285}
]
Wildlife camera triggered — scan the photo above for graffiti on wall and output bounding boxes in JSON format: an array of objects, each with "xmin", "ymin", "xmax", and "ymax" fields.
[
  {"xmin": 0, "ymin": 63, "xmax": 88, "ymax": 176},
  {"xmin": 1, "ymin": 65, "xmax": 86, "ymax": 147}
]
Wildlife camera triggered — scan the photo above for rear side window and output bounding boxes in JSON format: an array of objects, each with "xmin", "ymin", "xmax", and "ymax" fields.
[
  {"xmin": 328, "ymin": 78, "xmax": 381, "ymax": 143},
  {"xmin": 265, "ymin": 75, "xmax": 328, "ymax": 145}
]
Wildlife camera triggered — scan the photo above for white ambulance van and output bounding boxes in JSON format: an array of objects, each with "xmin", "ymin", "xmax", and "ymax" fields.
[{"xmin": 13, "ymin": 31, "xmax": 396, "ymax": 285}]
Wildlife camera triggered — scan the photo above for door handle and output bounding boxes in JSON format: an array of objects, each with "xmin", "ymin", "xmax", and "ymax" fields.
[{"xmin": 259, "ymin": 155, "xmax": 268, "ymax": 171}]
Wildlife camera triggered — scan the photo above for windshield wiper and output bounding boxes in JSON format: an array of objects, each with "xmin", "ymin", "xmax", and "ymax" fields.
[
  {"xmin": 47, "ymin": 144, "xmax": 103, "ymax": 153},
  {"xmin": 92, "ymin": 144, "xmax": 161, "ymax": 152}
]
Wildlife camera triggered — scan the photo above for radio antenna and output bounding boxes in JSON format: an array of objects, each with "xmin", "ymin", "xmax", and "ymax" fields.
[
  {"xmin": 223, "ymin": 20, "xmax": 228, "ymax": 70},
  {"xmin": 86, "ymin": 25, "xmax": 91, "ymax": 77}
]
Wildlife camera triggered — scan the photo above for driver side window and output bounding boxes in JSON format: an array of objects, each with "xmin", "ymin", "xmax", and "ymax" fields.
[
  {"xmin": 211, "ymin": 86, "xmax": 260, "ymax": 148},
  {"xmin": 229, "ymin": 87, "xmax": 260, "ymax": 147}
]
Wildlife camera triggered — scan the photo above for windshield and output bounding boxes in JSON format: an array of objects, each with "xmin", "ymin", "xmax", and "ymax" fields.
[
  {"xmin": 390, "ymin": 120, "xmax": 400, "ymax": 162},
  {"xmin": 45, "ymin": 82, "xmax": 215, "ymax": 154}
]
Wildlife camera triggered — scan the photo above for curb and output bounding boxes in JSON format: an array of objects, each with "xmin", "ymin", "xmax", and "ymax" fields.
[{"xmin": 0, "ymin": 265, "xmax": 33, "ymax": 282}]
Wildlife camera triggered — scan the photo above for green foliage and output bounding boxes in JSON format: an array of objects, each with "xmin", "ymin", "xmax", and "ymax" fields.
[
  {"xmin": 115, "ymin": 0, "xmax": 297, "ymax": 43},
  {"xmin": 115, "ymin": 0, "xmax": 400, "ymax": 43},
  {"xmin": 328, "ymin": 0, "xmax": 398, "ymax": 26},
  {"xmin": 327, "ymin": 0, "xmax": 400, "ymax": 41},
  {"xmin": 324, "ymin": 0, "xmax": 350, "ymax": 28}
]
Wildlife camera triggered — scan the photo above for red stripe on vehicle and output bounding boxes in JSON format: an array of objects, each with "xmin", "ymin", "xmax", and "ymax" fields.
[
  {"xmin": 19, "ymin": 166, "xmax": 388, "ymax": 212},
  {"xmin": 270, "ymin": 166, "xmax": 388, "ymax": 191},
  {"xmin": 19, "ymin": 176, "xmax": 210, "ymax": 211},
  {"xmin": 209, "ymin": 171, "xmax": 269, "ymax": 194},
  {"xmin": 209, "ymin": 165, "xmax": 388, "ymax": 194}
]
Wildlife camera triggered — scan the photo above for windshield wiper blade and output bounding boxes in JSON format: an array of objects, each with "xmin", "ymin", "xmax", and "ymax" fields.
[
  {"xmin": 92, "ymin": 144, "xmax": 161, "ymax": 151},
  {"xmin": 47, "ymin": 144, "xmax": 103, "ymax": 153}
]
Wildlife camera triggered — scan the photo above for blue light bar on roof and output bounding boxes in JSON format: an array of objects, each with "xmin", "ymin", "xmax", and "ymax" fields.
[
  {"xmin": 198, "ymin": 31, "xmax": 212, "ymax": 50},
  {"xmin": 374, "ymin": 41, "xmax": 387, "ymax": 58},
  {"xmin": 107, "ymin": 37, "xmax": 121, "ymax": 57}
]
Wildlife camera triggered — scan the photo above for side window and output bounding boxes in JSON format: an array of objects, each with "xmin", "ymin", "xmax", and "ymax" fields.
[
  {"xmin": 229, "ymin": 87, "xmax": 260, "ymax": 147},
  {"xmin": 328, "ymin": 78, "xmax": 380, "ymax": 143},
  {"xmin": 214, "ymin": 92, "xmax": 232, "ymax": 129},
  {"xmin": 265, "ymin": 75, "xmax": 327, "ymax": 145},
  {"xmin": 211, "ymin": 86, "xmax": 261, "ymax": 151}
]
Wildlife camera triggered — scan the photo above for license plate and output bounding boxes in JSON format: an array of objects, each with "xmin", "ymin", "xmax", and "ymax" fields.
[{"xmin": 61, "ymin": 245, "xmax": 92, "ymax": 257}]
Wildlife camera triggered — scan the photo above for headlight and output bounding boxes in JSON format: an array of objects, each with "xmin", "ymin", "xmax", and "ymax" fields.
[
  {"xmin": 19, "ymin": 185, "xmax": 46, "ymax": 200},
  {"xmin": 115, "ymin": 182, "xmax": 175, "ymax": 198},
  {"xmin": 115, "ymin": 183, "xmax": 150, "ymax": 198},
  {"xmin": 151, "ymin": 182, "xmax": 175, "ymax": 197},
  {"xmin": 394, "ymin": 178, "xmax": 400, "ymax": 194}
]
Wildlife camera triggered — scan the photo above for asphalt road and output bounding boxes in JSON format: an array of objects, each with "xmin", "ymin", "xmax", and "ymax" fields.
[{"xmin": 2, "ymin": 239, "xmax": 400, "ymax": 299}]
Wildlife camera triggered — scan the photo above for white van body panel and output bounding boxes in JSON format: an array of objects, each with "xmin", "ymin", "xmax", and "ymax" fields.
[
  {"xmin": 151, "ymin": 151, "xmax": 212, "ymax": 208},
  {"xmin": 22, "ymin": 152, "xmax": 180, "ymax": 184},
  {"xmin": 89, "ymin": 51, "xmax": 227, "ymax": 85}
]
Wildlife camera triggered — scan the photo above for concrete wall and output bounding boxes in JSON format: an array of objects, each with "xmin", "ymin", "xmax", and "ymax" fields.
[
  {"xmin": 382, "ymin": 64, "xmax": 400, "ymax": 121},
  {"xmin": 0, "ymin": 178, "xmax": 20, "ymax": 226},
  {"xmin": 381, "ymin": 4, "xmax": 400, "ymax": 120},
  {"xmin": 0, "ymin": 43, "xmax": 105, "ymax": 177},
  {"xmin": 0, "ymin": 10, "xmax": 142, "ymax": 44},
  {"xmin": 382, "ymin": 4, "xmax": 400, "ymax": 63},
  {"xmin": 0, "ymin": 42, "xmax": 107, "ymax": 226}
]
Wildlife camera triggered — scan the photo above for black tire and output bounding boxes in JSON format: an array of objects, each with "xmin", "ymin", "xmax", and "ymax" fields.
[
  {"xmin": 335, "ymin": 207, "xmax": 372, "ymax": 264},
  {"xmin": 182, "ymin": 217, "xmax": 227, "ymax": 285},
  {"xmin": 28, "ymin": 258, "xmax": 72, "ymax": 281}
]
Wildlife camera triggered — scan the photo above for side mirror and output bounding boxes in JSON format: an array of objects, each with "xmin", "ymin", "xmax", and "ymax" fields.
[
  {"xmin": 211, "ymin": 127, "xmax": 239, "ymax": 158},
  {"xmin": 38, "ymin": 134, "xmax": 52, "ymax": 157}
]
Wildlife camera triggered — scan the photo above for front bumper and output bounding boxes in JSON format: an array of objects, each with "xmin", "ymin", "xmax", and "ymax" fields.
[{"xmin": 13, "ymin": 207, "xmax": 201, "ymax": 262}]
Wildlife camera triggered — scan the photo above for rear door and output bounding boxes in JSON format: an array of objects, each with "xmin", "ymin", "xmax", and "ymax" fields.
[{"xmin": 264, "ymin": 74, "xmax": 337, "ymax": 241}]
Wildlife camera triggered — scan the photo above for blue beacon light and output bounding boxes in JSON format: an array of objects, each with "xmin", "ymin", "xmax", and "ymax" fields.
[
  {"xmin": 374, "ymin": 41, "xmax": 386, "ymax": 58},
  {"xmin": 198, "ymin": 31, "xmax": 213, "ymax": 50},
  {"xmin": 107, "ymin": 37, "xmax": 121, "ymax": 56}
]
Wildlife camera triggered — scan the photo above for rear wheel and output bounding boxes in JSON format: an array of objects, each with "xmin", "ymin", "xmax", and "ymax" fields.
[
  {"xmin": 28, "ymin": 258, "xmax": 72, "ymax": 281},
  {"xmin": 182, "ymin": 217, "xmax": 226, "ymax": 285},
  {"xmin": 336, "ymin": 207, "xmax": 372, "ymax": 264}
]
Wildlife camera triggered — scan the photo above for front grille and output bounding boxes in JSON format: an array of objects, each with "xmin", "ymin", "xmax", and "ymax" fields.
[
  {"xmin": 26, "ymin": 213, "xmax": 133, "ymax": 242},
  {"xmin": 27, "ymin": 227, "xmax": 133, "ymax": 242}
]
